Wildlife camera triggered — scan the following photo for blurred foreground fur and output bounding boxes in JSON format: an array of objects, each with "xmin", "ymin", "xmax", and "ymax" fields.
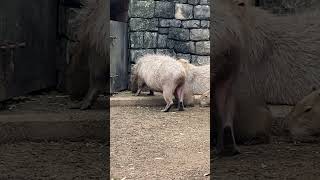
[
  {"xmin": 68, "ymin": 0, "xmax": 108, "ymax": 110},
  {"xmin": 211, "ymin": 0, "xmax": 320, "ymax": 156}
]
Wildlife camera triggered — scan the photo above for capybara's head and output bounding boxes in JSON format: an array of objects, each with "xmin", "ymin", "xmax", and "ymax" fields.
[
  {"xmin": 211, "ymin": 0, "xmax": 251, "ymax": 62},
  {"xmin": 130, "ymin": 64, "xmax": 139, "ymax": 93},
  {"xmin": 199, "ymin": 90, "xmax": 210, "ymax": 107},
  {"xmin": 286, "ymin": 89, "xmax": 320, "ymax": 142}
]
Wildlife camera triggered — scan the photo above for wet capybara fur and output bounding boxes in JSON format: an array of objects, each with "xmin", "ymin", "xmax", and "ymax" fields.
[
  {"xmin": 284, "ymin": 89, "xmax": 320, "ymax": 143},
  {"xmin": 211, "ymin": 0, "xmax": 320, "ymax": 155},
  {"xmin": 131, "ymin": 54, "xmax": 187, "ymax": 112}
]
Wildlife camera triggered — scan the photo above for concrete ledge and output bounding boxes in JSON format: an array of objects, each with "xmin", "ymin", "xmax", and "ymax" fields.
[
  {"xmin": 111, "ymin": 91, "xmax": 294, "ymax": 118},
  {"xmin": 110, "ymin": 91, "xmax": 202, "ymax": 107},
  {"xmin": 0, "ymin": 112, "xmax": 107, "ymax": 143}
]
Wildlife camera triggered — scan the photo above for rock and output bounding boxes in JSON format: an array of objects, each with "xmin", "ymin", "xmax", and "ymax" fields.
[
  {"xmin": 155, "ymin": 1, "xmax": 175, "ymax": 18},
  {"xmin": 182, "ymin": 20, "xmax": 201, "ymax": 28},
  {"xmin": 194, "ymin": 5, "xmax": 210, "ymax": 20},
  {"xmin": 129, "ymin": 1, "xmax": 155, "ymax": 18},
  {"xmin": 130, "ymin": 18, "xmax": 158, "ymax": 31},
  {"xmin": 130, "ymin": 32, "xmax": 144, "ymax": 49},
  {"xmin": 190, "ymin": 29, "xmax": 209, "ymax": 41},
  {"xmin": 144, "ymin": 32, "xmax": 158, "ymax": 48},
  {"xmin": 130, "ymin": 49, "xmax": 155, "ymax": 63},
  {"xmin": 158, "ymin": 34, "xmax": 168, "ymax": 48},
  {"xmin": 175, "ymin": 4, "xmax": 193, "ymax": 20},
  {"xmin": 195, "ymin": 41, "xmax": 210, "ymax": 55},
  {"xmin": 159, "ymin": 19, "xmax": 181, "ymax": 28},
  {"xmin": 168, "ymin": 28, "xmax": 190, "ymax": 41},
  {"xmin": 200, "ymin": 20, "xmax": 210, "ymax": 28},
  {"xmin": 173, "ymin": 41, "xmax": 195, "ymax": 54}
]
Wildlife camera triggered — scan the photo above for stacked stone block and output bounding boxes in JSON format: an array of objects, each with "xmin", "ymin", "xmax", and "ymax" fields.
[{"xmin": 129, "ymin": 0, "xmax": 210, "ymax": 65}]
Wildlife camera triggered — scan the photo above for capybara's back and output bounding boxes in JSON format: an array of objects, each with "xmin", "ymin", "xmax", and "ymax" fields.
[
  {"xmin": 212, "ymin": 0, "xmax": 320, "ymax": 105},
  {"xmin": 135, "ymin": 54, "xmax": 186, "ymax": 92}
]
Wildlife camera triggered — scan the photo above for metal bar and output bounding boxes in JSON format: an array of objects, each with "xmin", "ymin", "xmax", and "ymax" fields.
[{"xmin": 0, "ymin": 42, "xmax": 26, "ymax": 49}]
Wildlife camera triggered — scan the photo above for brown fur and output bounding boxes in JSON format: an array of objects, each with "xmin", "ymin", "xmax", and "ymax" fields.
[
  {"xmin": 234, "ymin": 94, "xmax": 273, "ymax": 145},
  {"xmin": 285, "ymin": 89, "xmax": 320, "ymax": 142},
  {"xmin": 212, "ymin": 0, "xmax": 320, "ymax": 105},
  {"xmin": 211, "ymin": 0, "xmax": 320, "ymax": 155},
  {"xmin": 68, "ymin": 0, "xmax": 108, "ymax": 110}
]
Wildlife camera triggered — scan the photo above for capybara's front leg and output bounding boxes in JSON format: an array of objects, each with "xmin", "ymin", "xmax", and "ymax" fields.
[{"xmin": 214, "ymin": 77, "xmax": 240, "ymax": 156}]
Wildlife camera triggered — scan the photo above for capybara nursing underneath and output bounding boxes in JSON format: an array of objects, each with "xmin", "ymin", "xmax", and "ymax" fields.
[
  {"xmin": 211, "ymin": 0, "xmax": 320, "ymax": 155},
  {"xmin": 131, "ymin": 54, "xmax": 187, "ymax": 112},
  {"xmin": 177, "ymin": 59, "xmax": 210, "ymax": 106}
]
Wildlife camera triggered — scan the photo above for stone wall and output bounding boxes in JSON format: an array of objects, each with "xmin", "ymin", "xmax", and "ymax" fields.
[{"xmin": 128, "ymin": 0, "xmax": 210, "ymax": 65}]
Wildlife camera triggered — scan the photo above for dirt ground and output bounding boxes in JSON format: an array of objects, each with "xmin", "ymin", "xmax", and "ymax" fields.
[
  {"xmin": 212, "ymin": 140, "xmax": 320, "ymax": 179},
  {"xmin": 0, "ymin": 141, "xmax": 108, "ymax": 179},
  {"xmin": 110, "ymin": 106, "xmax": 210, "ymax": 179},
  {"xmin": 0, "ymin": 91, "xmax": 108, "ymax": 179}
]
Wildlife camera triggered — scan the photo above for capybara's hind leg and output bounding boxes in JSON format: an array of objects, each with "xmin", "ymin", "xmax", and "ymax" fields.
[
  {"xmin": 162, "ymin": 88, "xmax": 174, "ymax": 112},
  {"xmin": 176, "ymin": 85, "xmax": 185, "ymax": 111},
  {"xmin": 148, "ymin": 90, "xmax": 154, "ymax": 96},
  {"xmin": 80, "ymin": 87, "xmax": 100, "ymax": 110}
]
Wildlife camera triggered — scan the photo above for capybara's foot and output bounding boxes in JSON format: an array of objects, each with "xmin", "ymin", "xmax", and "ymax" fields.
[
  {"xmin": 80, "ymin": 101, "xmax": 92, "ymax": 110},
  {"xmin": 216, "ymin": 126, "xmax": 240, "ymax": 156},
  {"xmin": 69, "ymin": 102, "xmax": 81, "ymax": 109},
  {"xmin": 162, "ymin": 103, "xmax": 174, "ymax": 112},
  {"xmin": 178, "ymin": 102, "xmax": 184, "ymax": 111},
  {"xmin": 148, "ymin": 91, "xmax": 154, "ymax": 96}
]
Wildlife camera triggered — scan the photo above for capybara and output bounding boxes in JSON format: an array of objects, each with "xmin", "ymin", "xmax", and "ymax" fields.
[
  {"xmin": 131, "ymin": 54, "xmax": 187, "ymax": 112},
  {"xmin": 177, "ymin": 59, "xmax": 210, "ymax": 106},
  {"xmin": 199, "ymin": 90, "xmax": 210, "ymax": 107},
  {"xmin": 67, "ymin": 0, "xmax": 129, "ymax": 110},
  {"xmin": 234, "ymin": 95, "xmax": 273, "ymax": 145},
  {"xmin": 68, "ymin": 0, "xmax": 109, "ymax": 110},
  {"xmin": 211, "ymin": 0, "xmax": 320, "ymax": 155},
  {"xmin": 285, "ymin": 89, "xmax": 320, "ymax": 143},
  {"xmin": 177, "ymin": 59, "xmax": 210, "ymax": 95}
]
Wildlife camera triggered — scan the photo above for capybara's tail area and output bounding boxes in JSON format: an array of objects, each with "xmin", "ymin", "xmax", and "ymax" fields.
[{"xmin": 175, "ymin": 83, "xmax": 186, "ymax": 111}]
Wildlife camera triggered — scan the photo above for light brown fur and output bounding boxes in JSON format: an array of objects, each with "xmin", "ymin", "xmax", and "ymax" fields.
[
  {"xmin": 131, "ymin": 54, "xmax": 187, "ymax": 112},
  {"xmin": 284, "ymin": 89, "xmax": 320, "ymax": 142}
]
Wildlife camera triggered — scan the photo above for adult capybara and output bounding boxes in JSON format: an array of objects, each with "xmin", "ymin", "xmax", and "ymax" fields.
[
  {"xmin": 177, "ymin": 59, "xmax": 210, "ymax": 106},
  {"xmin": 285, "ymin": 89, "xmax": 320, "ymax": 143},
  {"xmin": 131, "ymin": 54, "xmax": 187, "ymax": 112},
  {"xmin": 211, "ymin": 0, "xmax": 320, "ymax": 155},
  {"xmin": 177, "ymin": 59, "xmax": 210, "ymax": 95},
  {"xmin": 199, "ymin": 90, "xmax": 210, "ymax": 107},
  {"xmin": 68, "ymin": 0, "xmax": 108, "ymax": 110}
]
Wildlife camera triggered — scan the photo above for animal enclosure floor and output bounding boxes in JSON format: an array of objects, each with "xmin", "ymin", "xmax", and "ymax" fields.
[
  {"xmin": 0, "ymin": 91, "xmax": 108, "ymax": 179},
  {"xmin": 0, "ymin": 141, "xmax": 107, "ymax": 179},
  {"xmin": 110, "ymin": 106, "xmax": 210, "ymax": 179},
  {"xmin": 212, "ymin": 140, "xmax": 320, "ymax": 179}
]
